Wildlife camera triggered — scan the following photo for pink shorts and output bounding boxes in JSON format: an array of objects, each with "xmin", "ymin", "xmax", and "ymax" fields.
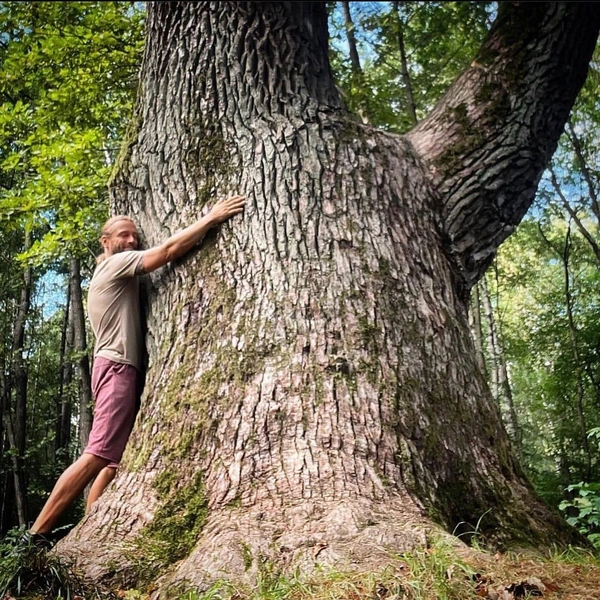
[{"xmin": 85, "ymin": 357, "xmax": 142, "ymax": 465}]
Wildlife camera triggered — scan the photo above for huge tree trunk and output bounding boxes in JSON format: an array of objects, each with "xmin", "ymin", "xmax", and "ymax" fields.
[{"xmin": 58, "ymin": 1, "xmax": 600, "ymax": 594}]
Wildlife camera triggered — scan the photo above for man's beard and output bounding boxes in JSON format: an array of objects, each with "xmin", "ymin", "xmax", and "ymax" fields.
[{"xmin": 111, "ymin": 242, "xmax": 139, "ymax": 254}]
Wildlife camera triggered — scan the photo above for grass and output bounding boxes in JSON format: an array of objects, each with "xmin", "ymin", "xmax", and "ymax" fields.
[
  {"xmin": 2, "ymin": 529, "xmax": 599, "ymax": 599},
  {"xmin": 150, "ymin": 541, "xmax": 600, "ymax": 600},
  {"xmin": 0, "ymin": 526, "xmax": 117, "ymax": 600},
  {"xmin": 114, "ymin": 537, "xmax": 600, "ymax": 600}
]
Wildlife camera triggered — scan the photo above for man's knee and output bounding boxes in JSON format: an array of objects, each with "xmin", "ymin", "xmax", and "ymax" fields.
[{"xmin": 78, "ymin": 453, "xmax": 111, "ymax": 476}]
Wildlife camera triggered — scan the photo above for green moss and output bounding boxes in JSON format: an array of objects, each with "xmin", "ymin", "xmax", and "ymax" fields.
[
  {"xmin": 123, "ymin": 472, "xmax": 209, "ymax": 585},
  {"xmin": 357, "ymin": 316, "xmax": 380, "ymax": 354},
  {"xmin": 184, "ymin": 116, "xmax": 235, "ymax": 207},
  {"xmin": 241, "ymin": 541, "xmax": 253, "ymax": 571},
  {"xmin": 226, "ymin": 495, "xmax": 243, "ymax": 509},
  {"xmin": 108, "ymin": 107, "xmax": 142, "ymax": 186},
  {"xmin": 434, "ymin": 103, "xmax": 486, "ymax": 173},
  {"xmin": 126, "ymin": 438, "xmax": 153, "ymax": 472},
  {"xmin": 146, "ymin": 471, "xmax": 208, "ymax": 564},
  {"xmin": 153, "ymin": 469, "xmax": 179, "ymax": 498}
]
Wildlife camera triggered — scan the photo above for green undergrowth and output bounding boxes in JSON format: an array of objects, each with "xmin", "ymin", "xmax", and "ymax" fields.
[{"xmin": 0, "ymin": 526, "xmax": 116, "ymax": 599}]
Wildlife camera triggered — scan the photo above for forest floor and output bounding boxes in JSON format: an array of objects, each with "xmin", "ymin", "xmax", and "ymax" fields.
[
  {"xmin": 452, "ymin": 545, "xmax": 600, "ymax": 599},
  {"xmin": 111, "ymin": 542, "xmax": 600, "ymax": 600},
  {"xmin": 2, "ymin": 537, "xmax": 600, "ymax": 599}
]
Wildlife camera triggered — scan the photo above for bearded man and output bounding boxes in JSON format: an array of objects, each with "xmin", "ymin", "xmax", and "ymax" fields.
[{"xmin": 27, "ymin": 194, "xmax": 245, "ymax": 544}]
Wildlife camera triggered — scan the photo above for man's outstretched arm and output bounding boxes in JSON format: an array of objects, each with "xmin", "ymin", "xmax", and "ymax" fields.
[{"xmin": 139, "ymin": 194, "xmax": 245, "ymax": 274}]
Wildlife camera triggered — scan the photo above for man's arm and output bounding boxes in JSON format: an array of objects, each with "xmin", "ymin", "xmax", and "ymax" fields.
[{"xmin": 139, "ymin": 194, "xmax": 245, "ymax": 274}]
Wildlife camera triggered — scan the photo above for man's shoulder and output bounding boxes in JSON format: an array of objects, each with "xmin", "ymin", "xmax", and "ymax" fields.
[{"xmin": 94, "ymin": 251, "xmax": 144, "ymax": 281}]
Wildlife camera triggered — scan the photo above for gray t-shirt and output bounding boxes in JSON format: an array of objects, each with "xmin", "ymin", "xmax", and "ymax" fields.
[{"xmin": 88, "ymin": 251, "xmax": 144, "ymax": 371}]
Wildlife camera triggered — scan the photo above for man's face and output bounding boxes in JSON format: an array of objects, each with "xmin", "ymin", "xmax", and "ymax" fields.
[{"xmin": 102, "ymin": 219, "xmax": 140, "ymax": 256}]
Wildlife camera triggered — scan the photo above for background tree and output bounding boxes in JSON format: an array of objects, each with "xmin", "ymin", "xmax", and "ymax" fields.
[
  {"xmin": 0, "ymin": 0, "xmax": 144, "ymax": 535},
  {"xmin": 54, "ymin": 2, "xmax": 600, "ymax": 595},
  {"xmin": 329, "ymin": 1, "xmax": 493, "ymax": 131},
  {"xmin": 482, "ymin": 45, "xmax": 600, "ymax": 533}
]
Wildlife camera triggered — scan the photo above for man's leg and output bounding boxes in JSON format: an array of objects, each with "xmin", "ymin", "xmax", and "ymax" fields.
[
  {"xmin": 30, "ymin": 452, "xmax": 109, "ymax": 534},
  {"xmin": 86, "ymin": 465, "xmax": 117, "ymax": 513}
]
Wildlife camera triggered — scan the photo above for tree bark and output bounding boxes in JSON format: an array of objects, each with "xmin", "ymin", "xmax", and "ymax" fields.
[{"xmin": 57, "ymin": 2, "xmax": 600, "ymax": 594}]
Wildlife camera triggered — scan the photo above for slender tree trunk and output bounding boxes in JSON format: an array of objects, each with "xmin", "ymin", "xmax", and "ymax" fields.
[
  {"xmin": 342, "ymin": 1, "xmax": 361, "ymax": 76},
  {"xmin": 56, "ymin": 2, "xmax": 600, "ymax": 593},
  {"xmin": 549, "ymin": 167, "xmax": 600, "ymax": 265},
  {"xmin": 469, "ymin": 282, "xmax": 487, "ymax": 378},
  {"xmin": 480, "ymin": 276, "xmax": 499, "ymax": 399},
  {"xmin": 393, "ymin": 1, "xmax": 418, "ymax": 126},
  {"xmin": 4, "ymin": 419, "xmax": 26, "ymax": 525},
  {"xmin": 0, "ymin": 330, "xmax": 15, "ymax": 534},
  {"xmin": 493, "ymin": 309, "xmax": 521, "ymax": 455},
  {"xmin": 6, "ymin": 231, "xmax": 33, "ymax": 526},
  {"xmin": 566, "ymin": 119, "xmax": 600, "ymax": 230},
  {"xmin": 56, "ymin": 280, "xmax": 73, "ymax": 465},
  {"xmin": 341, "ymin": 1, "xmax": 369, "ymax": 124},
  {"xmin": 561, "ymin": 228, "xmax": 591, "ymax": 479},
  {"xmin": 70, "ymin": 257, "xmax": 93, "ymax": 453},
  {"xmin": 539, "ymin": 223, "xmax": 592, "ymax": 479}
]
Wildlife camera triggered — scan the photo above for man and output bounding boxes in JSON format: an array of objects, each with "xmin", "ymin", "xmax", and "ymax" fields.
[{"xmin": 27, "ymin": 194, "xmax": 245, "ymax": 543}]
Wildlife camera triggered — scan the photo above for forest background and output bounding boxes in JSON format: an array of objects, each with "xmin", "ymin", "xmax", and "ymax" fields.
[{"xmin": 1, "ymin": 0, "xmax": 600, "ymax": 555}]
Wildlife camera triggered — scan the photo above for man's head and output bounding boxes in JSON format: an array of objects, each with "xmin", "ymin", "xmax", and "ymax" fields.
[{"xmin": 100, "ymin": 216, "xmax": 140, "ymax": 258}]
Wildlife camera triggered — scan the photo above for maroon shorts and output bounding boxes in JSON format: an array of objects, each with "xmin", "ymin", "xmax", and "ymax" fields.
[{"xmin": 84, "ymin": 357, "xmax": 142, "ymax": 465}]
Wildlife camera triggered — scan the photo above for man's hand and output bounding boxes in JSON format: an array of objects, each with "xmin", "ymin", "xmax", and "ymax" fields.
[{"xmin": 208, "ymin": 194, "xmax": 246, "ymax": 225}]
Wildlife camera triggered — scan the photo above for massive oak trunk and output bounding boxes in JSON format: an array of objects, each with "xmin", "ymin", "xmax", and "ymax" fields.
[{"xmin": 59, "ymin": 2, "xmax": 600, "ymax": 594}]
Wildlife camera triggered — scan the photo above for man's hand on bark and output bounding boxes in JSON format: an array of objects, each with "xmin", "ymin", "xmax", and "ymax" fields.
[{"xmin": 208, "ymin": 194, "xmax": 246, "ymax": 225}]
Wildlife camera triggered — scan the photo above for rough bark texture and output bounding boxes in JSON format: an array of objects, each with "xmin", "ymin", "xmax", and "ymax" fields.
[{"xmin": 57, "ymin": 2, "xmax": 600, "ymax": 595}]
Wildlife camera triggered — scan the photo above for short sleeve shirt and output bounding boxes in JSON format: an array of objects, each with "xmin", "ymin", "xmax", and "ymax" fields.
[{"xmin": 88, "ymin": 251, "xmax": 144, "ymax": 371}]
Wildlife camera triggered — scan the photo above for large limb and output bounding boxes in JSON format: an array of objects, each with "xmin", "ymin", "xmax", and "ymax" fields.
[{"xmin": 407, "ymin": 2, "xmax": 600, "ymax": 289}]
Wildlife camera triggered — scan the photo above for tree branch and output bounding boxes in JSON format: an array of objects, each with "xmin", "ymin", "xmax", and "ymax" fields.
[
  {"xmin": 549, "ymin": 166, "xmax": 600, "ymax": 266},
  {"xmin": 566, "ymin": 119, "xmax": 600, "ymax": 228},
  {"xmin": 407, "ymin": 2, "xmax": 600, "ymax": 289}
]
